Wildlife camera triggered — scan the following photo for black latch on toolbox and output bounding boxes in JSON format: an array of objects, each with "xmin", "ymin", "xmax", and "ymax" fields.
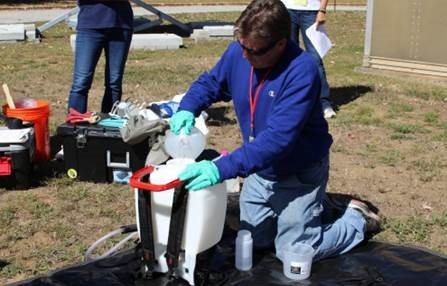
[{"xmin": 75, "ymin": 130, "xmax": 87, "ymax": 149}]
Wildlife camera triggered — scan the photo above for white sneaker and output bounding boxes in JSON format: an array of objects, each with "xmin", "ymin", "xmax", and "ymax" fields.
[{"xmin": 324, "ymin": 106, "xmax": 336, "ymax": 119}]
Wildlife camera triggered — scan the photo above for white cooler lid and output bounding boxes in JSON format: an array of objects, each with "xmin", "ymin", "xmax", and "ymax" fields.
[{"xmin": 0, "ymin": 127, "xmax": 33, "ymax": 144}]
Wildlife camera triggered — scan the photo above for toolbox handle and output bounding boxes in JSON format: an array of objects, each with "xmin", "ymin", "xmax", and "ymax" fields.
[
  {"xmin": 107, "ymin": 150, "xmax": 130, "ymax": 169},
  {"xmin": 129, "ymin": 165, "xmax": 183, "ymax": 192}
]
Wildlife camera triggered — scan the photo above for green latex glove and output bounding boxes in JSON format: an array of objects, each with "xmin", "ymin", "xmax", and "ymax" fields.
[
  {"xmin": 169, "ymin": 110, "xmax": 195, "ymax": 135},
  {"xmin": 179, "ymin": 160, "xmax": 221, "ymax": 191}
]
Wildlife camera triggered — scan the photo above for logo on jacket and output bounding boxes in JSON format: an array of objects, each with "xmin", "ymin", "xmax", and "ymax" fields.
[{"xmin": 268, "ymin": 90, "xmax": 275, "ymax": 97}]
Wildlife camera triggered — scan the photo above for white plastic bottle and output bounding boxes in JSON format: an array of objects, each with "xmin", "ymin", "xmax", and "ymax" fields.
[{"xmin": 235, "ymin": 230, "xmax": 253, "ymax": 271}]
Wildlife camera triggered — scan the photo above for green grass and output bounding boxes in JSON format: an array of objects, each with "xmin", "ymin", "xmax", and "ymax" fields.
[
  {"xmin": 386, "ymin": 102, "xmax": 414, "ymax": 119},
  {"xmin": 380, "ymin": 211, "xmax": 447, "ymax": 245},
  {"xmin": 388, "ymin": 123, "xmax": 429, "ymax": 140},
  {"xmin": 378, "ymin": 149, "xmax": 405, "ymax": 167},
  {"xmin": 390, "ymin": 123, "xmax": 420, "ymax": 134},
  {"xmin": 336, "ymin": 103, "xmax": 383, "ymax": 127},
  {"xmin": 388, "ymin": 217, "xmax": 430, "ymax": 242},
  {"xmin": 0, "ymin": 261, "xmax": 23, "ymax": 279},
  {"xmin": 0, "ymin": 207, "xmax": 16, "ymax": 228},
  {"xmin": 409, "ymin": 159, "xmax": 443, "ymax": 182},
  {"xmin": 27, "ymin": 195, "xmax": 54, "ymax": 220},
  {"xmin": 406, "ymin": 85, "xmax": 447, "ymax": 101},
  {"xmin": 424, "ymin": 111, "xmax": 439, "ymax": 124}
]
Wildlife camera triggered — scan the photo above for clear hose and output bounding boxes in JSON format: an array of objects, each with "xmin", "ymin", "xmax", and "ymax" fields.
[{"xmin": 85, "ymin": 224, "xmax": 138, "ymax": 261}]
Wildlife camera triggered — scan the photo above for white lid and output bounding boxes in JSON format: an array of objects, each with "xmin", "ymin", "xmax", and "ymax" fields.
[
  {"xmin": 0, "ymin": 127, "xmax": 33, "ymax": 144},
  {"xmin": 237, "ymin": 230, "xmax": 252, "ymax": 241},
  {"xmin": 164, "ymin": 127, "xmax": 206, "ymax": 160}
]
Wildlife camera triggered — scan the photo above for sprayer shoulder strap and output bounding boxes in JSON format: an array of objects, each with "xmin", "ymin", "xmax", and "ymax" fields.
[
  {"xmin": 137, "ymin": 189, "xmax": 155, "ymax": 277},
  {"xmin": 165, "ymin": 184, "xmax": 189, "ymax": 274}
]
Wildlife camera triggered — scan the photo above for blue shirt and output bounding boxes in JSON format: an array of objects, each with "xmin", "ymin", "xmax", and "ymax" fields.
[
  {"xmin": 77, "ymin": 1, "xmax": 133, "ymax": 30},
  {"xmin": 179, "ymin": 41, "xmax": 333, "ymax": 181}
]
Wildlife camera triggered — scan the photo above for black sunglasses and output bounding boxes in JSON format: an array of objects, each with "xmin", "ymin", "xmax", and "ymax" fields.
[{"xmin": 238, "ymin": 40, "xmax": 278, "ymax": 56}]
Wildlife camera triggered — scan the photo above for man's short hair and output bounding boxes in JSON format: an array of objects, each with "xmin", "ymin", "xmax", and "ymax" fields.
[{"xmin": 234, "ymin": 0, "xmax": 291, "ymax": 44}]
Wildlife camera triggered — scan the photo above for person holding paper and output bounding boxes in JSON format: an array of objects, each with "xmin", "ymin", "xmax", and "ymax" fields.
[{"xmin": 281, "ymin": 0, "xmax": 336, "ymax": 119}]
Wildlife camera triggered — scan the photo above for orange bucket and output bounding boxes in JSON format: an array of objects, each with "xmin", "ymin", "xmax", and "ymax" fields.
[{"xmin": 3, "ymin": 100, "xmax": 51, "ymax": 161}]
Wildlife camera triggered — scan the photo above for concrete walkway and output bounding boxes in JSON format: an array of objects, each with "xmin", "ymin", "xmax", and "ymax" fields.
[{"xmin": 0, "ymin": 5, "xmax": 365, "ymax": 24}]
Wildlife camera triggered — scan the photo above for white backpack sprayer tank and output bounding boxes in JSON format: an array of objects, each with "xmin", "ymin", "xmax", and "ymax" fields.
[{"xmin": 129, "ymin": 127, "xmax": 227, "ymax": 285}]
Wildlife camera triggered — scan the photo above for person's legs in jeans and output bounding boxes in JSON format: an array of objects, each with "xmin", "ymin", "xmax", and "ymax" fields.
[
  {"xmin": 239, "ymin": 174, "xmax": 278, "ymax": 249},
  {"xmin": 240, "ymin": 156, "xmax": 366, "ymax": 261},
  {"xmin": 269, "ymin": 156, "xmax": 328, "ymax": 259},
  {"xmin": 68, "ymin": 29, "xmax": 105, "ymax": 113},
  {"xmin": 102, "ymin": 28, "xmax": 132, "ymax": 113},
  {"xmin": 293, "ymin": 10, "xmax": 333, "ymax": 112}
]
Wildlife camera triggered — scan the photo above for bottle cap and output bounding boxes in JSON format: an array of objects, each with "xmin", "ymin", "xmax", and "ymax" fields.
[{"xmin": 237, "ymin": 230, "xmax": 252, "ymax": 241}]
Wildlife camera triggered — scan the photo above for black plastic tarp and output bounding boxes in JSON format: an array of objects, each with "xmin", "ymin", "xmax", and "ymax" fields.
[{"xmin": 11, "ymin": 235, "xmax": 447, "ymax": 286}]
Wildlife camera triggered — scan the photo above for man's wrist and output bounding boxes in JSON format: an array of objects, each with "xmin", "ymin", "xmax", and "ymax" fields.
[{"xmin": 318, "ymin": 9, "xmax": 326, "ymax": 14}]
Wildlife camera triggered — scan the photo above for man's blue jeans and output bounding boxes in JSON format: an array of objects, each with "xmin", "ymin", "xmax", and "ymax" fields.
[
  {"xmin": 240, "ymin": 155, "xmax": 366, "ymax": 261},
  {"xmin": 288, "ymin": 9, "xmax": 332, "ymax": 110},
  {"xmin": 68, "ymin": 28, "xmax": 132, "ymax": 113}
]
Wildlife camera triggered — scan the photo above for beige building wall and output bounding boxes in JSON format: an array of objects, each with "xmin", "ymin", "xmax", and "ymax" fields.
[{"xmin": 363, "ymin": 0, "xmax": 447, "ymax": 77}]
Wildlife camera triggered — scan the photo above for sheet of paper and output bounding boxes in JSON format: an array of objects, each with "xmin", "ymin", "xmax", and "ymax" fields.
[{"xmin": 305, "ymin": 23, "xmax": 332, "ymax": 58}]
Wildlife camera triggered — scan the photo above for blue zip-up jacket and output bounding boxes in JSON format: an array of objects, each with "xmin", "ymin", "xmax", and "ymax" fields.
[
  {"xmin": 77, "ymin": 0, "xmax": 133, "ymax": 30},
  {"xmin": 179, "ymin": 41, "xmax": 333, "ymax": 181}
]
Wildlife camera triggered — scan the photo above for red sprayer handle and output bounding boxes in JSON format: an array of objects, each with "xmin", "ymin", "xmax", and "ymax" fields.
[{"xmin": 129, "ymin": 166, "xmax": 183, "ymax": 192}]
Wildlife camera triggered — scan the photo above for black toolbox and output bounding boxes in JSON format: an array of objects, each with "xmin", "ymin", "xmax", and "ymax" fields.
[
  {"xmin": 57, "ymin": 123, "xmax": 153, "ymax": 183},
  {"xmin": 0, "ymin": 127, "xmax": 35, "ymax": 189}
]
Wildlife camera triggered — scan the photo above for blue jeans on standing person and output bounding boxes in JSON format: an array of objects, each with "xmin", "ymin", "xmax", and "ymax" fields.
[
  {"xmin": 68, "ymin": 28, "xmax": 132, "ymax": 113},
  {"xmin": 239, "ymin": 155, "xmax": 366, "ymax": 261},
  {"xmin": 288, "ymin": 9, "xmax": 332, "ymax": 110}
]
